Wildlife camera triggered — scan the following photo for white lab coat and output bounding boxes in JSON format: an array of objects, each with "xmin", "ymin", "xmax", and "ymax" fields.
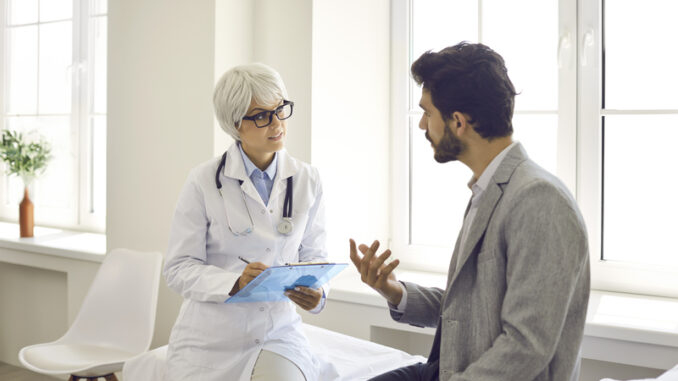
[{"xmin": 163, "ymin": 143, "xmax": 336, "ymax": 381}]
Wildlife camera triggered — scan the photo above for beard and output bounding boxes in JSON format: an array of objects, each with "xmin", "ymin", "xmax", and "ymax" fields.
[{"xmin": 427, "ymin": 123, "xmax": 466, "ymax": 163}]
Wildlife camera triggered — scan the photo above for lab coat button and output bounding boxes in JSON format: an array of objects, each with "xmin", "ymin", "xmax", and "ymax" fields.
[
  {"xmin": 260, "ymin": 209, "xmax": 265, "ymax": 214},
  {"xmin": 269, "ymin": 209, "xmax": 273, "ymax": 214},
  {"xmin": 259, "ymin": 307, "xmax": 265, "ymax": 312},
  {"xmin": 255, "ymin": 339, "xmax": 261, "ymax": 345},
  {"xmin": 265, "ymin": 248, "xmax": 271, "ymax": 252}
]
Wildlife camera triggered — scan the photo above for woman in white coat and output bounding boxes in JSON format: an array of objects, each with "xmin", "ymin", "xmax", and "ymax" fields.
[{"xmin": 163, "ymin": 63, "xmax": 336, "ymax": 381}]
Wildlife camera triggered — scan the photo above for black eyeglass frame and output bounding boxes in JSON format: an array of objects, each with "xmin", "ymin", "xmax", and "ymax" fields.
[{"xmin": 241, "ymin": 100, "xmax": 295, "ymax": 128}]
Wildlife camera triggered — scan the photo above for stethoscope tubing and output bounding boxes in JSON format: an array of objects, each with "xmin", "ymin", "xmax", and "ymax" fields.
[{"xmin": 215, "ymin": 151, "xmax": 293, "ymax": 235}]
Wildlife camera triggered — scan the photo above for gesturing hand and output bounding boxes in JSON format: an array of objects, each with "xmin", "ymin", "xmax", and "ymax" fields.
[
  {"xmin": 285, "ymin": 286, "xmax": 323, "ymax": 311},
  {"xmin": 349, "ymin": 239, "xmax": 402, "ymax": 306}
]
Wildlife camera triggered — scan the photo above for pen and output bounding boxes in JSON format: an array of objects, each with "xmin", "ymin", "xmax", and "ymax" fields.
[{"xmin": 238, "ymin": 256, "xmax": 251, "ymax": 264}]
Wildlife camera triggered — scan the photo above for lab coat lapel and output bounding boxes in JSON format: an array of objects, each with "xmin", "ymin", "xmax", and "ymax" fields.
[
  {"xmin": 268, "ymin": 149, "xmax": 300, "ymax": 207},
  {"xmin": 221, "ymin": 144, "xmax": 264, "ymax": 207},
  {"xmin": 448, "ymin": 143, "xmax": 527, "ymax": 286}
]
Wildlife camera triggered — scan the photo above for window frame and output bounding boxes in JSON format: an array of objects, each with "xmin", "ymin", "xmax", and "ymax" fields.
[
  {"xmin": 0, "ymin": 0, "xmax": 106, "ymax": 233},
  {"xmin": 390, "ymin": 0, "xmax": 678, "ymax": 298}
]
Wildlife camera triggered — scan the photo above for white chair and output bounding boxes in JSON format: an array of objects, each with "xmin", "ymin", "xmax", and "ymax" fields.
[{"xmin": 18, "ymin": 248, "xmax": 163, "ymax": 381}]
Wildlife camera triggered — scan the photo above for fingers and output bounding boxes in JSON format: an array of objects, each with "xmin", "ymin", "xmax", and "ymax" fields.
[
  {"xmin": 359, "ymin": 240, "xmax": 380, "ymax": 282},
  {"xmin": 367, "ymin": 249, "xmax": 392, "ymax": 285},
  {"xmin": 374, "ymin": 258, "xmax": 400, "ymax": 289},
  {"xmin": 247, "ymin": 262, "xmax": 268, "ymax": 271},
  {"xmin": 285, "ymin": 287, "xmax": 321, "ymax": 311},
  {"xmin": 349, "ymin": 239, "xmax": 361, "ymax": 269},
  {"xmin": 239, "ymin": 262, "xmax": 268, "ymax": 288}
]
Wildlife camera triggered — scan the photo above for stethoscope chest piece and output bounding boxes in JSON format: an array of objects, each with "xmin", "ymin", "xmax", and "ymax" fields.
[{"xmin": 277, "ymin": 218, "xmax": 294, "ymax": 235}]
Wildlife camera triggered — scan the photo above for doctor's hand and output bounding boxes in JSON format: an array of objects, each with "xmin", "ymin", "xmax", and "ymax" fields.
[
  {"xmin": 285, "ymin": 286, "xmax": 322, "ymax": 311},
  {"xmin": 237, "ymin": 262, "xmax": 268, "ymax": 291},
  {"xmin": 349, "ymin": 239, "xmax": 402, "ymax": 306}
]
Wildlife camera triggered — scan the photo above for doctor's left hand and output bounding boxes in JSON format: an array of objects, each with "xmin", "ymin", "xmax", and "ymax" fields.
[{"xmin": 285, "ymin": 286, "xmax": 322, "ymax": 311}]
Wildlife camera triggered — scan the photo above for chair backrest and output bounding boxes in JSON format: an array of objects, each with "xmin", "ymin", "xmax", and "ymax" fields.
[{"xmin": 62, "ymin": 248, "xmax": 162, "ymax": 354}]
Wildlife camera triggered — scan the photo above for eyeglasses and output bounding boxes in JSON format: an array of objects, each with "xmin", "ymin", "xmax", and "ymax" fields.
[{"xmin": 241, "ymin": 100, "xmax": 294, "ymax": 128}]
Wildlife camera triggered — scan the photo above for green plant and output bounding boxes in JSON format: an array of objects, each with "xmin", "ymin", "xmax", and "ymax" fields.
[{"xmin": 0, "ymin": 129, "xmax": 52, "ymax": 184}]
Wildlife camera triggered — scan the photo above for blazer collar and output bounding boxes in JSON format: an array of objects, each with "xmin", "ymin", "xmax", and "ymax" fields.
[{"xmin": 447, "ymin": 142, "xmax": 529, "ymax": 287}]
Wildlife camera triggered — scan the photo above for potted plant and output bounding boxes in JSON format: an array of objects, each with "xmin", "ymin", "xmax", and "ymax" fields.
[{"xmin": 0, "ymin": 129, "xmax": 52, "ymax": 237}]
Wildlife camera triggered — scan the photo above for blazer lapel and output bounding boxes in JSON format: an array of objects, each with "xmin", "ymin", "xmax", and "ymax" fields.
[{"xmin": 447, "ymin": 143, "xmax": 529, "ymax": 287}]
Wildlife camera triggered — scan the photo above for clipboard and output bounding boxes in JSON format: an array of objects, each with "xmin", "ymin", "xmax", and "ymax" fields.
[{"xmin": 225, "ymin": 262, "xmax": 348, "ymax": 303}]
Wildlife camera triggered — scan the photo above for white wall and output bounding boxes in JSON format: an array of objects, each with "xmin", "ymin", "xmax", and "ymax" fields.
[
  {"xmin": 311, "ymin": 0, "xmax": 391, "ymax": 260},
  {"xmin": 253, "ymin": 0, "xmax": 313, "ymax": 163},
  {"xmin": 108, "ymin": 0, "xmax": 217, "ymax": 348},
  {"xmin": 212, "ymin": 0, "xmax": 253, "ymax": 155}
]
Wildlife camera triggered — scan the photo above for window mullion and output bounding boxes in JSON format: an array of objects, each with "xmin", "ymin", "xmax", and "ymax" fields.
[
  {"xmin": 578, "ymin": 0, "xmax": 605, "ymax": 283},
  {"xmin": 557, "ymin": 0, "xmax": 577, "ymax": 195},
  {"xmin": 74, "ymin": 0, "xmax": 89, "ymax": 227}
]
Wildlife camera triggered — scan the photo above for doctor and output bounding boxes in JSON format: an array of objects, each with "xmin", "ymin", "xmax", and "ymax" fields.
[{"xmin": 163, "ymin": 63, "xmax": 335, "ymax": 381}]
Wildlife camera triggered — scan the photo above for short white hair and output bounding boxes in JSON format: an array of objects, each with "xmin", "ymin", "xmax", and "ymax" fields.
[{"xmin": 213, "ymin": 63, "xmax": 289, "ymax": 141}]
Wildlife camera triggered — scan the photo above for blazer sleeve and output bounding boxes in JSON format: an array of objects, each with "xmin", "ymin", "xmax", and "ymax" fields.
[
  {"xmin": 450, "ymin": 181, "xmax": 589, "ymax": 380},
  {"xmin": 163, "ymin": 169, "xmax": 241, "ymax": 303},
  {"xmin": 390, "ymin": 281, "xmax": 444, "ymax": 328}
]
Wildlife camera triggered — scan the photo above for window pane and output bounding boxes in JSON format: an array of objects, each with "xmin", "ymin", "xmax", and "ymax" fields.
[
  {"xmin": 512, "ymin": 113, "xmax": 558, "ymax": 175},
  {"xmin": 39, "ymin": 0, "xmax": 73, "ymax": 22},
  {"xmin": 91, "ymin": 0, "xmax": 108, "ymax": 15},
  {"xmin": 409, "ymin": 116, "xmax": 471, "ymax": 248},
  {"xmin": 482, "ymin": 0, "xmax": 558, "ymax": 111},
  {"xmin": 39, "ymin": 21, "xmax": 73, "ymax": 114},
  {"xmin": 91, "ymin": 116, "xmax": 106, "ymax": 214},
  {"xmin": 6, "ymin": 116, "xmax": 75, "ymax": 209},
  {"xmin": 605, "ymin": 0, "xmax": 678, "ymax": 110},
  {"xmin": 412, "ymin": 0, "xmax": 478, "ymax": 60},
  {"xmin": 91, "ymin": 16, "xmax": 107, "ymax": 114},
  {"xmin": 4, "ymin": 116, "xmax": 73, "ymax": 209},
  {"xmin": 8, "ymin": 0, "xmax": 38, "ymax": 25},
  {"xmin": 7, "ymin": 26, "xmax": 38, "ymax": 114},
  {"xmin": 411, "ymin": 0, "xmax": 478, "ymax": 111},
  {"xmin": 603, "ymin": 115, "xmax": 678, "ymax": 266}
]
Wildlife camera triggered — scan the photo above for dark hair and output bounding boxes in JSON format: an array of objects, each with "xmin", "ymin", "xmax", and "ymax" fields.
[{"xmin": 411, "ymin": 42, "xmax": 517, "ymax": 139}]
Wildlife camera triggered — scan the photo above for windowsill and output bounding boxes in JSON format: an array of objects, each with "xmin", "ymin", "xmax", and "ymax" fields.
[
  {"xmin": 328, "ymin": 269, "xmax": 678, "ymax": 369},
  {"xmin": 0, "ymin": 221, "xmax": 106, "ymax": 263}
]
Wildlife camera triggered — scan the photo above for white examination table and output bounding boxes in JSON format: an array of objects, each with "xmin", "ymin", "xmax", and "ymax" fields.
[{"xmin": 123, "ymin": 323, "xmax": 427, "ymax": 380}]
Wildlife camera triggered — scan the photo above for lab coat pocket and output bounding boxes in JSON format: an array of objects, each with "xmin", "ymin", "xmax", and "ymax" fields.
[{"xmin": 184, "ymin": 301, "xmax": 250, "ymax": 369}]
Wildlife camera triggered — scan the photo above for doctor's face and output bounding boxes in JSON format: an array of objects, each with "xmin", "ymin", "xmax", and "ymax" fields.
[
  {"xmin": 238, "ymin": 98, "xmax": 288, "ymax": 160},
  {"xmin": 418, "ymin": 89, "xmax": 465, "ymax": 163}
]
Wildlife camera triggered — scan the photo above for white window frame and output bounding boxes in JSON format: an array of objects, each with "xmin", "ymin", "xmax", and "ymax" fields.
[
  {"xmin": 391, "ymin": 0, "xmax": 678, "ymax": 298},
  {"xmin": 0, "ymin": 0, "xmax": 106, "ymax": 233}
]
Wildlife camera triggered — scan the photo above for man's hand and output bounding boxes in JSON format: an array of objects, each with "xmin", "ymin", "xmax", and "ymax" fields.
[
  {"xmin": 285, "ymin": 286, "xmax": 323, "ymax": 311},
  {"xmin": 349, "ymin": 239, "xmax": 402, "ymax": 306}
]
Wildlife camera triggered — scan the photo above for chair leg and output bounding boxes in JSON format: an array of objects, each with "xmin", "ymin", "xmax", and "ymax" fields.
[{"xmin": 68, "ymin": 374, "xmax": 119, "ymax": 381}]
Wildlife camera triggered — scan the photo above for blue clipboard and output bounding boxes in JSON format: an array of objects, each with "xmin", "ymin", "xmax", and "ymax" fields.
[{"xmin": 225, "ymin": 263, "xmax": 348, "ymax": 303}]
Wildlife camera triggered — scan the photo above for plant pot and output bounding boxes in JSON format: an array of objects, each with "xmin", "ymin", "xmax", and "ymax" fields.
[{"xmin": 19, "ymin": 187, "xmax": 34, "ymax": 238}]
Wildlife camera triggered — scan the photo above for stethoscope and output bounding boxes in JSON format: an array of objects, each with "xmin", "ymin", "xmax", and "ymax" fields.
[{"xmin": 215, "ymin": 151, "xmax": 294, "ymax": 236}]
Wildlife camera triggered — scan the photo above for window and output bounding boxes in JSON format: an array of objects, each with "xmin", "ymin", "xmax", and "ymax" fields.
[
  {"xmin": 0, "ymin": 0, "xmax": 107, "ymax": 232},
  {"xmin": 392, "ymin": 0, "xmax": 678, "ymax": 297}
]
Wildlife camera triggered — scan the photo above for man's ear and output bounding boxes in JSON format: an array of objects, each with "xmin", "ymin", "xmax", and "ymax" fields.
[{"xmin": 452, "ymin": 112, "xmax": 473, "ymax": 136}]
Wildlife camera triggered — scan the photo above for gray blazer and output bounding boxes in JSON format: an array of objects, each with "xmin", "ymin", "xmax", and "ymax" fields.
[{"xmin": 394, "ymin": 143, "xmax": 590, "ymax": 380}]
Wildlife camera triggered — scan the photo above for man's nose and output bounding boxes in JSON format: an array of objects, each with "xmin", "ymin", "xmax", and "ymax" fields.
[{"xmin": 418, "ymin": 115, "xmax": 427, "ymax": 130}]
